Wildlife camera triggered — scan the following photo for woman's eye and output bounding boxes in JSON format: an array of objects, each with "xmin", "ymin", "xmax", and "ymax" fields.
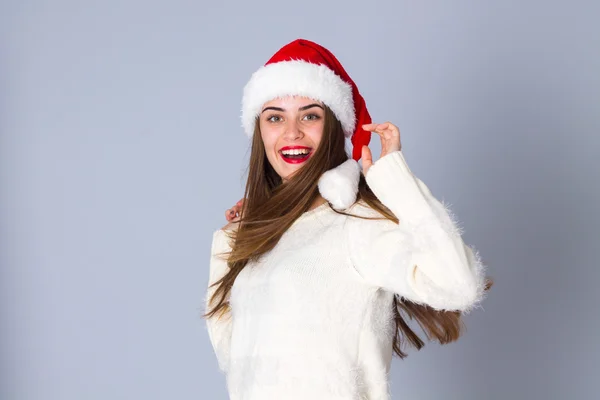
[
  {"xmin": 303, "ymin": 114, "xmax": 320, "ymax": 121},
  {"xmin": 267, "ymin": 115, "xmax": 282, "ymax": 122}
]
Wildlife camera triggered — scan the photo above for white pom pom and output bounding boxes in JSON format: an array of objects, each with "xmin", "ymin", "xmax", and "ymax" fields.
[{"xmin": 317, "ymin": 159, "xmax": 361, "ymax": 210}]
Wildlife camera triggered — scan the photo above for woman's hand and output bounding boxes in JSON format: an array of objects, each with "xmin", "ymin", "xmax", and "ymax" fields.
[
  {"xmin": 361, "ymin": 122, "xmax": 402, "ymax": 175},
  {"xmin": 225, "ymin": 199, "xmax": 244, "ymax": 222}
]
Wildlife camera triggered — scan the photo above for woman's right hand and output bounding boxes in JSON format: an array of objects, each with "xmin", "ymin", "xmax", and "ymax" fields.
[{"xmin": 225, "ymin": 199, "xmax": 244, "ymax": 222}]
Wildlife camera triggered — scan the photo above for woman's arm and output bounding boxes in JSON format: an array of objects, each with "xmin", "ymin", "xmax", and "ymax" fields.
[{"xmin": 346, "ymin": 150, "xmax": 487, "ymax": 312}]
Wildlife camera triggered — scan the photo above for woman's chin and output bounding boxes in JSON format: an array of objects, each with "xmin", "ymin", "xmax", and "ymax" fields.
[{"xmin": 279, "ymin": 166, "xmax": 301, "ymax": 182}]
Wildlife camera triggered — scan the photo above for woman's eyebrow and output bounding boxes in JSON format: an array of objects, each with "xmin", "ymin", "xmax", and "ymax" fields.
[
  {"xmin": 299, "ymin": 103, "xmax": 324, "ymax": 111},
  {"xmin": 261, "ymin": 104, "xmax": 324, "ymax": 113},
  {"xmin": 261, "ymin": 106, "xmax": 284, "ymax": 113}
]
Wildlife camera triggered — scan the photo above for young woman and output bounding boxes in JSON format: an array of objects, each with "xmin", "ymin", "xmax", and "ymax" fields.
[{"xmin": 204, "ymin": 38, "xmax": 490, "ymax": 399}]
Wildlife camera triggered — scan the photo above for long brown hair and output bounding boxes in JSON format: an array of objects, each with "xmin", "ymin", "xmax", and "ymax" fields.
[{"xmin": 204, "ymin": 106, "xmax": 492, "ymax": 358}]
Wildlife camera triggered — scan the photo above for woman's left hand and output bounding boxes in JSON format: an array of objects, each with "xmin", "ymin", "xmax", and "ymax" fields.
[{"xmin": 361, "ymin": 122, "xmax": 402, "ymax": 175}]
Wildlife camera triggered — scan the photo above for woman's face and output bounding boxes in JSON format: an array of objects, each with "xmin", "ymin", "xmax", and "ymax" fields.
[{"xmin": 259, "ymin": 96, "xmax": 325, "ymax": 182}]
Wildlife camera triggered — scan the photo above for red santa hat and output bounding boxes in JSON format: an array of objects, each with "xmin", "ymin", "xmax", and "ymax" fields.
[{"xmin": 241, "ymin": 38, "xmax": 371, "ymax": 209}]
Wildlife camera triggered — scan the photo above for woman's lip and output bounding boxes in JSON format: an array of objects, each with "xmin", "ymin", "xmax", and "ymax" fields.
[{"xmin": 279, "ymin": 146, "xmax": 312, "ymax": 152}]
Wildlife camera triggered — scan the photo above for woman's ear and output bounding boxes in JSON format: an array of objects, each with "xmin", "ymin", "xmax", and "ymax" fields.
[{"xmin": 317, "ymin": 159, "xmax": 361, "ymax": 210}]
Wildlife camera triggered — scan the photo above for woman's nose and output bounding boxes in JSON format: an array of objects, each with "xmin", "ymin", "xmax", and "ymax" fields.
[{"xmin": 283, "ymin": 119, "xmax": 303, "ymax": 140}]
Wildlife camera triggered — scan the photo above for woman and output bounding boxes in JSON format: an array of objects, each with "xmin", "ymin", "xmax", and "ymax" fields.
[{"xmin": 204, "ymin": 38, "xmax": 490, "ymax": 399}]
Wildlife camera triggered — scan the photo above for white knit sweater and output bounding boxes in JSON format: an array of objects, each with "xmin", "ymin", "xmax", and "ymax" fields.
[{"xmin": 205, "ymin": 150, "xmax": 486, "ymax": 400}]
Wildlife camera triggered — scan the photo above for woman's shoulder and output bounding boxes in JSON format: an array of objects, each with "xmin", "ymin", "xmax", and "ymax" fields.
[
  {"xmin": 213, "ymin": 222, "xmax": 239, "ymax": 242},
  {"xmin": 211, "ymin": 222, "xmax": 238, "ymax": 256}
]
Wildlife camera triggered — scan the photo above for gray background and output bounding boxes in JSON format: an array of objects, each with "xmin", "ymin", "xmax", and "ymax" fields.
[{"xmin": 1, "ymin": 1, "xmax": 598, "ymax": 399}]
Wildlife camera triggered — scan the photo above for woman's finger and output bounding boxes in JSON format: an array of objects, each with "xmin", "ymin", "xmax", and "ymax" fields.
[
  {"xmin": 365, "ymin": 121, "xmax": 399, "ymax": 131},
  {"xmin": 361, "ymin": 145, "xmax": 373, "ymax": 175},
  {"xmin": 362, "ymin": 123, "xmax": 384, "ymax": 133},
  {"xmin": 225, "ymin": 198, "xmax": 246, "ymax": 222},
  {"xmin": 361, "ymin": 123, "xmax": 378, "ymax": 128},
  {"xmin": 363, "ymin": 126, "xmax": 384, "ymax": 140},
  {"xmin": 363, "ymin": 123, "xmax": 395, "ymax": 139}
]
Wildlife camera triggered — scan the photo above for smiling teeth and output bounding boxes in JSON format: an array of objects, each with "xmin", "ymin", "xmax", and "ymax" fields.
[{"xmin": 281, "ymin": 149, "xmax": 310, "ymax": 155}]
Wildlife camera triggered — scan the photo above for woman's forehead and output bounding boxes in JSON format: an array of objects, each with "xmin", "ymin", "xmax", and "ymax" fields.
[{"xmin": 262, "ymin": 96, "xmax": 324, "ymax": 109}]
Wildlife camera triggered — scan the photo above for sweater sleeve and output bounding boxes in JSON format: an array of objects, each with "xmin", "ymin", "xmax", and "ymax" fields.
[
  {"xmin": 205, "ymin": 228, "xmax": 235, "ymax": 373},
  {"xmin": 346, "ymin": 150, "xmax": 487, "ymax": 312}
]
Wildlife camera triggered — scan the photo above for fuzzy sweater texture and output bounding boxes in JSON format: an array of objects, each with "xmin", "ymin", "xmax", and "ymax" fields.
[{"xmin": 205, "ymin": 150, "xmax": 487, "ymax": 400}]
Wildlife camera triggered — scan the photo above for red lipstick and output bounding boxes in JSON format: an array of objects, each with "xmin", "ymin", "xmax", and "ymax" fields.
[{"xmin": 279, "ymin": 146, "xmax": 313, "ymax": 164}]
